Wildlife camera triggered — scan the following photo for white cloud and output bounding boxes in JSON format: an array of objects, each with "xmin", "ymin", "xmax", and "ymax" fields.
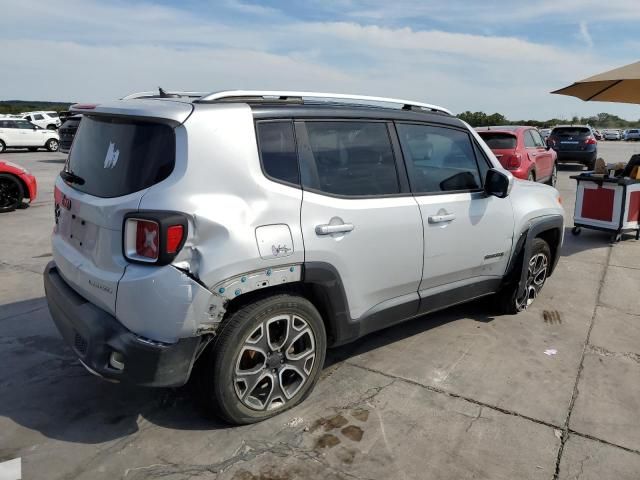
[
  {"xmin": 1, "ymin": 0, "xmax": 639, "ymax": 120},
  {"xmin": 579, "ymin": 21, "xmax": 593, "ymax": 48}
]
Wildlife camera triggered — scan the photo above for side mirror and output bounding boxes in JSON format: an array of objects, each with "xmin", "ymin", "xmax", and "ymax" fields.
[{"xmin": 484, "ymin": 168, "xmax": 513, "ymax": 198}]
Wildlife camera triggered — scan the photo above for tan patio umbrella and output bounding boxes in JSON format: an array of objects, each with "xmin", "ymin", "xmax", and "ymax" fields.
[{"xmin": 551, "ymin": 60, "xmax": 640, "ymax": 104}]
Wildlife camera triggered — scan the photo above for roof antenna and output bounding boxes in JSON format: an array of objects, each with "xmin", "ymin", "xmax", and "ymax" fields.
[{"xmin": 158, "ymin": 87, "xmax": 169, "ymax": 98}]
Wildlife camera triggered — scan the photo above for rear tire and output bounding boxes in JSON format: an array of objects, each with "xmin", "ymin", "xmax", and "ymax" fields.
[
  {"xmin": 46, "ymin": 124, "xmax": 56, "ymax": 130},
  {"xmin": 545, "ymin": 163, "xmax": 557, "ymax": 187},
  {"xmin": 46, "ymin": 138, "xmax": 59, "ymax": 152},
  {"xmin": 0, "ymin": 140, "xmax": 5, "ymax": 154},
  {"xmin": 495, "ymin": 238, "xmax": 551, "ymax": 314},
  {"xmin": 0, "ymin": 173, "xmax": 24, "ymax": 212},
  {"xmin": 198, "ymin": 293, "xmax": 327, "ymax": 425}
]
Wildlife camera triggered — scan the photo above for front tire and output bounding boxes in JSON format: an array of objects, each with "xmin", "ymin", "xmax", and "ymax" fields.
[
  {"xmin": 0, "ymin": 140, "xmax": 5, "ymax": 154},
  {"xmin": 199, "ymin": 293, "xmax": 327, "ymax": 425},
  {"xmin": 527, "ymin": 170, "xmax": 536, "ymax": 182},
  {"xmin": 46, "ymin": 138, "xmax": 59, "ymax": 152},
  {"xmin": 0, "ymin": 173, "xmax": 25, "ymax": 212},
  {"xmin": 495, "ymin": 238, "xmax": 551, "ymax": 314}
]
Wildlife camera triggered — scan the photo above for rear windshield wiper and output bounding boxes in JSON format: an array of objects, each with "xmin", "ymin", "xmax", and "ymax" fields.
[{"xmin": 60, "ymin": 169, "xmax": 85, "ymax": 185}]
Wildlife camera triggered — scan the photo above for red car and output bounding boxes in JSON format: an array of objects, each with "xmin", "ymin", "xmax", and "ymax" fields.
[
  {"xmin": 476, "ymin": 126, "xmax": 558, "ymax": 186},
  {"xmin": 0, "ymin": 160, "xmax": 37, "ymax": 212}
]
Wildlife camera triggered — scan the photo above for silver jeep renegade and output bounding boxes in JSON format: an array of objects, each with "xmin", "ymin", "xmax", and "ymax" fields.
[{"xmin": 44, "ymin": 90, "xmax": 564, "ymax": 424}]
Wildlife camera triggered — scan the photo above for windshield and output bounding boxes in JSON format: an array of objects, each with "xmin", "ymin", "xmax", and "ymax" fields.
[
  {"xmin": 478, "ymin": 132, "xmax": 517, "ymax": 149},
  {"xmin": 66, "ymin": 116, "xmax": 175, "ymax": 198}
]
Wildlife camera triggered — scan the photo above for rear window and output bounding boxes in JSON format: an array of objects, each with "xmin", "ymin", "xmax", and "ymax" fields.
[
  {"xmin": 478, "ymin": 132, "xmax": 517, "ymax": 149},
  {"xmin": 552, "ymin": 127, "xmax": 590, "ymax": 136},
  {"xmin": 66, "ymin": 116, "xmax": 175, "ymax": 198},
  {"xmin": 47, "ymin": 112, "xmax": 59, "ymax": 118}
]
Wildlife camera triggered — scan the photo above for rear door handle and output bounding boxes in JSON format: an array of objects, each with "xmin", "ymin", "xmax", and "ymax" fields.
[
  {"xmin": 315, "ymin": 223, "xmax": 354, "ymax": 235},
  {"xmin": 428, "ymin": 213, "xmax": 456, "ymax": 224}
]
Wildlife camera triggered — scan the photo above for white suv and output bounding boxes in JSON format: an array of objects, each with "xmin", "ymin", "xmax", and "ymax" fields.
[
  {"xmin": 44, "ymin": 90, "xmax": 564, "ymax": 424},
  {"xmin": 0, "ymin": 118, "xmax": 59, "ymax": 153},
  {"xmin": 21, "ymin": 111, "xmax": 62, "ymax": 130}
]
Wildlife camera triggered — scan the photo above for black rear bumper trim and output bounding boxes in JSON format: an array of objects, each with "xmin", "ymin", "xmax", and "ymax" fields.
[{"xmin": 43, "ymin": 261, "xmax": 200, "ymax": 387}]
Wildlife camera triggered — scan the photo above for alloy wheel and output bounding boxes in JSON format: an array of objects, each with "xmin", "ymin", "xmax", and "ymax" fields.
[
  {"xmin": 48, "ymin": 139, "xmax": 59, "ymax": 151},
  {"xmin": 0, "ymin": 178, "xmax": 20, "ymax": 209},
  {"xmin": 233, "ymin": 313, "xmax": 316, "ymax": 411},
  {"xmin": 515, "ymin": 252, "xmax": 548, "ymax": 310}
]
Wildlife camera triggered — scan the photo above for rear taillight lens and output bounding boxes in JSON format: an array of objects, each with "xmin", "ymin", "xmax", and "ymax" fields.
[
  {"xmin": 134, "ymin": 220, "xmax": 160, "ymax": 260},
  {"xmin": 124, "ymin": 212, "xmax": 187, "ymax": 265},
  {"xmin": 585, "ymin": 136, "xmax": 597, "ymax": 145},
  {"xmin": 507, "ymin": 153, "xmax": 522, "ymax": 169}
]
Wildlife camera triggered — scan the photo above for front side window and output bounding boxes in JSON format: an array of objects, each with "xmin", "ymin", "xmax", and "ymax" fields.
[
  {"xmin": 15, "ymin": 120, "xmax": 34, "ymax": 130},
  {"xmin": 303, "ymin": 121, "xmax": 399, "ymax": 196},
  {"xmin": 397, "ymin": 123, "xmax": 482, "ymax": 193},
  {"xmin": 256, "ymin": 121, "xmax": 299, "ymax": 186}
]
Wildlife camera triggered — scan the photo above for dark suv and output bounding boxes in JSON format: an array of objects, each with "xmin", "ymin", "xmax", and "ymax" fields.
[
  {"xmin": 547, "ymin": 125, "xmax": 597, "ymax": 170},
  {"xmin": 58, "ymin": 115, "xmax": 81, "ymax": 154}
]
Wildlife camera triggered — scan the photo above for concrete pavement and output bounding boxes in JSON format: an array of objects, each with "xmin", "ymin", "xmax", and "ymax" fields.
[{"xmin": 1, "ymin": 142, "xmax": 639, "ymax": 479}]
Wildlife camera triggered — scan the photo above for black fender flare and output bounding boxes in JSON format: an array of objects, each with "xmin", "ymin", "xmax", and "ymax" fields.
[
  {"xmin": 302, "ymin": 262, "xmax": 358, "ymax": 346},
  {"xmin": 505, "ymin": 214, "xmax": 564, "ymax": 299}
]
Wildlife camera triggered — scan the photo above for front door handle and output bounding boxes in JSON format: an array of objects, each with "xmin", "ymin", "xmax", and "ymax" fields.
[
  {"xmin": 428, "ymin": 213, "xmax": 456, "ymax": 224},
  {"xmin": 315, "ymin": 223, "xmax": 354, "ymax": 235}
]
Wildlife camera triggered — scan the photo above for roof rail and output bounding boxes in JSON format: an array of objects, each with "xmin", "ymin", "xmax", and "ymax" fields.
[
  {"xmin": 195, "ymin": 90, "xmax": 452, "ymax": 115},
  {"xmin": 122, "ymin": 91, "xmax": 208, "ymax": 100}
]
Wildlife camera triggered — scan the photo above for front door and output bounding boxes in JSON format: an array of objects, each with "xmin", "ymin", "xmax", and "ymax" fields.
[
  {"xmin": 395, "ymin": 122, "xmax": 514, "ymax": 295},
  {"xmin": 297, "ymin": 120, "xmax": 423, "ymax": 320},
  {"xmin": 530, "ymin": 129, "xmax": 553, "ymax": 179}
]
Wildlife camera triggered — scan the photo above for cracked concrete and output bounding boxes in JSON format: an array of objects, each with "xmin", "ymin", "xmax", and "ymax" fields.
[{"xmin": 1, "ymin": 147, "xmax": 640, "ymax": 479}]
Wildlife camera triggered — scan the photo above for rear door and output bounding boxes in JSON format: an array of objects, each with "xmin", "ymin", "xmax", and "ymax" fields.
[
  {"xmin": 52, "ymin": 114, "xmax": 181, "ymax": 314},
  {"xmin": 395, "ymin": 122, "xmax": 514, "ymax": 294},
  {"xmin": 0, "ymin": 120, "xmax": 20, "ymax": 145},
  {"xmin": 298, "ymin": 120, "xmax": 423, "ymax": 320}
]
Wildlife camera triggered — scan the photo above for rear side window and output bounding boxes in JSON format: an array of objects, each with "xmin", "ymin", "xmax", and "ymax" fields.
[
  {"xmin": 302, "ymin": 121, "xmax": 399, "ymax": 196},
  {"xmin": 397, "ymin": 123, "xmax": 482, "ymax": 193},
  {"xmin": 33, "ymin": 114, "xmax": 44, "ymax": 120},
  {"xmin": 524, "ymin": 131, "xmax": 537, "ymax": 148},
  {"xmin": 552, "ymin": 127, "xmax": 590, "ymax": 137},
  {"xmin": 256, "ymin": 121, "xmax": 299, "ymax": 186},
  {"xmin": 66, "ymin": 116, "xmax": 175, "ymax": 198},
  {"xmin": 478, "ymin": 132, "xmax": 517, "ymax": 149}
]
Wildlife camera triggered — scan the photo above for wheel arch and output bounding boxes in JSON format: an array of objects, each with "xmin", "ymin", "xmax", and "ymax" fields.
[{"xmin": 219, "ymin": 262, "xmax": 355, "ymax": 347}]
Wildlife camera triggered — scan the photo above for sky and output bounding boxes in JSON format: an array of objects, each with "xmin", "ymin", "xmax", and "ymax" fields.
[{"xmin": 2, "ymin": 0, "xmax": 640, "ymax": 120}]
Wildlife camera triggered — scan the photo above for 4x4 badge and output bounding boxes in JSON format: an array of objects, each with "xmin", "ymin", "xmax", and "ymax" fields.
[{"xmin": 104, "ymin": 142, "xmax": 120, "ymax": 169}]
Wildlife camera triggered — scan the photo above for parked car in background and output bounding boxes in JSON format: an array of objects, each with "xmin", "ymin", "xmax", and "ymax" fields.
[
  {"xmin": 603, "ymin": 129, "xmax": 621, "ymax": 140},
  {"xmin": 0, "ymin": 159, "xmax": 37, "ymax": 212},
  {"xmin": 0, "ymin": 118, "xmax": 59, "ymax": 153},
  {"xmin": 476, "ymin": 126, "xmax": 557, "ymax": 186},
  {"xmin": 20, "ymin": 111, "xmax": 61, "ymax": 130},
  {"xmin": 539, "ymin": 128, "xmax": 552, "ymax": 140},
  {"xmin": 58, "ymin": 115, "xmax": 81, "ymax": 154},
  {"xmin": 624, "ymin": 129, "xmax": 640, "ymax": 141},
  {"xmin": 547, "ymin": 125, "xmax": 598, "ymax": 170},
  {"xmin": 44, "ymin": 90, "xmax": 564, "ymax": 424}
]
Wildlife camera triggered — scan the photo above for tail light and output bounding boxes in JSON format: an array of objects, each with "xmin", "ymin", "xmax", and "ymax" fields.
[
  {"xmin": 123, "ymin": 212, "xmax": 187, "ymax": 265},
  {"xmin": 507, "ymin": 153, "xmax": 522, "ymax": 169},
  {"xmin": 585, "ymin": 136, "xmax": 597, "ymax": 145}
]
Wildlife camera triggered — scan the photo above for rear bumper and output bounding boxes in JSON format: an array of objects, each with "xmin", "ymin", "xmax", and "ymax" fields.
[
  {"xmin": 555, "ymin": 150, "xmax": 596, "ymax": 164},
  {"xmin": 44, "ymin": 261, "xmax": 201, "ymax": 387}
]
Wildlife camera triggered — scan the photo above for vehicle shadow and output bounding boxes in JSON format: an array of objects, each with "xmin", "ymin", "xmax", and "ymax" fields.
[
  {"xmin": 38, "ymin": 159, "xmax": 66, "ymax": 164},
  {"xmin": 1, "ymin": 296, "xmax": 496, "ymax": 444}
]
